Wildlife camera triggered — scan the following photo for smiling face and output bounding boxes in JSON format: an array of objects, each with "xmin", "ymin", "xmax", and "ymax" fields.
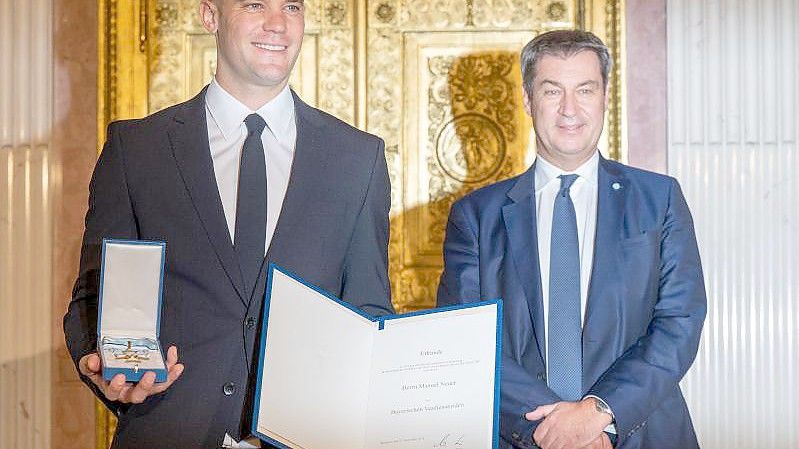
[
  {"xmin": 200, "ymin": 0, "xmax": 304, "ymax": 106},
  {"xmin": 523, "ymin": 50, "xmax": 608, "ymax": 171}
]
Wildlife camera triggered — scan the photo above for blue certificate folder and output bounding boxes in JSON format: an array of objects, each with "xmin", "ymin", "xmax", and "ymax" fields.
[
  {"xmin": 97, "ymin": 239, "xmax": 167, "ymax": 383},
  {"xmin": 252, "ymin": 264, "xmax": 502, "ymax": 449}
]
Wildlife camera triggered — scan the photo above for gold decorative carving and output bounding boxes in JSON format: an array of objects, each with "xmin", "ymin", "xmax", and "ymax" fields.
[
  {"xmin": 139, "ymin": 0, "xmax": 149, "ymax": 52},
  {"xmin": 470, "ymin": 0, "xmax": 543, "ymax": 29},
  {"xmin": 155, "ymin": 1, "xmax": 178, "ymax": 28},
  {"xmin": 465, "ymin": 0, "xmax": 475, "ymax": 27},
  {"xmin": 304, "ymin": 0, "xmax": 322, "ymax": 27},
  {"xmin": 547, "ymin": 1, "xmax": 568, "ymax": 21},
  {"xmin": 605, "ymin": 0, "xmax": 622, "ymax": 161},
  {"xmin": 366, "ymin": 28, "xmax": 403, "ymax": 229},
  {"xmin": 318, "ymin": 29, "xmax": 356, "ymax": 123},
  {"xmin": 375, "ymin": 2, "xmax": 396, "ymax": 23},
  {"xmin": 429, "ymin": 53, "xmax": 519, "ymax": 185},
  {"xmin": 148, "ymin": 1, "xmax": 188, "ymax": 112},
  {"xmin": 439, "ymin": 54, "xmax": 518, "ymax": 139},
  {"xmin": 396, "ymin": 0, "xmax": 469, "ymax": 29},
  {"xmin": 390, "ymin": 30, "xmax": 535, "ymax": 311},
  {"xmin": 576, "ymin": 0, "xmax": 586, "ymax": 28},
  {"xmin": 398, "ymin": 268, "xmax": 441, "ymax": 311},
  {"xmin": 436, "ymin": 113, "xmax": 506, "ymax": 183},
  {"xmin": 185, "ymin": 34, "xmax": 217, "ymax": 95},
  {"xmin": 325, "ymin": 1, "xmax": 347, "ymax": 26},
  {"xmin": 423, "ymin": 50, "xmax": 527, "ymax": 261},
  {"xmin": 103, "ymin": 0, "xmax": 118, "ymax": 126},
  {"xmin": 100, "ymin": 0, "xmax": 151, "ymax": 123}
]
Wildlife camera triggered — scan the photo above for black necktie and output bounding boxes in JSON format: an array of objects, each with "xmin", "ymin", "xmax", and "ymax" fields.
[{"xmin": 234, "ymin": 114, "xmax": 267, "ymax": 295}]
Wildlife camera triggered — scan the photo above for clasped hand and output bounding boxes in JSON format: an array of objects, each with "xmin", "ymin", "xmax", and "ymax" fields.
[
  {"xmin": 525, "ymin": 399, "xmax": 613, "ymax": 449},
  {"xmin": 78, "ymin": 345, "xmax": 184, "ymax": 404}
]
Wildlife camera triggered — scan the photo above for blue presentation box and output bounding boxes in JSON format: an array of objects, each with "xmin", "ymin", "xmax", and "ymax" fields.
[{"xmin": 97, "ymin": 239, "xmax": 168, "ymax": 383}]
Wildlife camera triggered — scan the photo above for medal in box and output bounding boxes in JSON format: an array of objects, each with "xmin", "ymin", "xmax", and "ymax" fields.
[{"xmin": 98, "ymin": 239, "xmax": 168, "ymax": 382}]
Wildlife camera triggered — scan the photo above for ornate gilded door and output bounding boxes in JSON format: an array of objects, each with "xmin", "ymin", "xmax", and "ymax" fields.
[{"xmin": 97, "ymin": 0, "xmax": 623, "ymax": 445}]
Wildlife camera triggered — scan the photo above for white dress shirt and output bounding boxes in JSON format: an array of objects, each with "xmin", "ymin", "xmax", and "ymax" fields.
[
  {"xmin": 206, "ymin": 79, "xmax": 296, "ymax": 448},
  {"xmin": 205, "ymin": 78, "xmax": 297, "ymax": 255},
  {"xmin": 535, "ymin": 150, "xmax": 599, "ymax": 358},
  {"xmin": 534, "ymin": 151, "xmax": 616, "ymax": 432}
]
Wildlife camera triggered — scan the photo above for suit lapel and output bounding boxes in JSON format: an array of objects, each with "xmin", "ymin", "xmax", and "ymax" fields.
[
  {"xmin": 502, "ymin": 165, "xmax": 547, "ymax": 363},
  {"xmin": 168, "ymin": 88, "xmax": 247, "ymax": 304},
  {"xmin": 263, "ymin": 92, "xmax": 330, "ymax": 276},
  {"xmin": 583, "ymin": 157, "xmax": 626, "ymax": 351}
]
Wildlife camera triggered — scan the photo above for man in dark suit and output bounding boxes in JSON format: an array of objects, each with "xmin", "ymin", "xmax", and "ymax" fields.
[
  {"xmin": 64, "ymin": 1, "xmax": 393, "ymax": 447},
  {"xmin": 437, "ymin": 30, "xmax": 706, "ymax": 449}
]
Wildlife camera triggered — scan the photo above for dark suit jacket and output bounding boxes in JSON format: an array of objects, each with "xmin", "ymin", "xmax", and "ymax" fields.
[
  {"xmin": 437, "ymin": 156, "xmax": 706, "ymax": 449},
  {"xmin": 64, "ymin": 88, "xmax": 393, "ymax": 448}
]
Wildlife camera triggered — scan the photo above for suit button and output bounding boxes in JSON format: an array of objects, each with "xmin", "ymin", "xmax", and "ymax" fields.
[
  {"xmin": 223, "ymin": 382, "xmax": 236, "ymax": 396},
  {"xmin": 536, "ymin": 372, "xmax": 546, "ymax": 381},
  {"xmin": 246, "ymin": 317, "xmax": 256, "ymax": 329},
  {"xmin": 512, "ymin": 432, "xmax": 520, "ymax": 439}
]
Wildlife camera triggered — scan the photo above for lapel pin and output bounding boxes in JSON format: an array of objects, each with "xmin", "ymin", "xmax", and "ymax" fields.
[{"xmin": 611, "ymin": 182, "xmax": 622, "ymax": 190}]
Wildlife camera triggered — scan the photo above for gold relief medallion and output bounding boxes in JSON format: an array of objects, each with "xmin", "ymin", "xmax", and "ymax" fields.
[
  {"xmin": 547, "ymin": 1, "xmax": 568, "ymax": 21},
  {"xmin": 375, "ymin": 2, "xmax": 396, "ymax": 23},
  {"xmin": 325, "ymin": 1, "xmax": 347, "ymax": 26},
  {"xmin": 436, "ymin": 113, "xmax": 506, "ymax": 184},
  {"xmin": 155, "ymin": 2, "xmax": 178, "ymax": 28}
]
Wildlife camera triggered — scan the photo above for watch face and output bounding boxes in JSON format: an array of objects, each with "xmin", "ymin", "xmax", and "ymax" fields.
[{"xmin": 594, "ymin": 398, "xmax": 612, "ymax": 415}]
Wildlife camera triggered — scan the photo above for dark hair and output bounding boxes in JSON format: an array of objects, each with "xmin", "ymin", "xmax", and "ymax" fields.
[{"xmin": 520, "ymin": 29, "xmax": 612, "ymax": 93}]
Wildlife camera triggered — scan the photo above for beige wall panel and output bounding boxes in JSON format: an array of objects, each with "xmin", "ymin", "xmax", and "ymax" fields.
[
  {"xmin": 669, "ymin": 0, "xmax": 798, "ymax": 447},
  {"xmin": 0, "ymin": 146, "xmax": 53, "ymax": 449},
  {"xmin": 51, "ymin": 0, "xmax": 100, "ymax": 447},
  {"xmin": 0, "ymin": 0, "xmax": 53, "ymax": 446}
]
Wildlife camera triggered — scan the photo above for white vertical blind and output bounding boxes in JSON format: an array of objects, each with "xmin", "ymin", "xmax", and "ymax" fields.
[
  {"xmin": 0, "ymin": 0, "xmax": 53, "ymax": 447},
  {"xmin": 668, "ymin": 0, "xmax": 798, "ymax": 447}
]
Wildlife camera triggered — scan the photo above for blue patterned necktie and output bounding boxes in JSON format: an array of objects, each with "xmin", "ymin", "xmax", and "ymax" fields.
[
  {"xmin": 548, "ymin": 173, "xmax": 582, "ymax": 401},
  {"xmin": 234, "ymin": 114, "xmax": 267, "ymax": 296}
]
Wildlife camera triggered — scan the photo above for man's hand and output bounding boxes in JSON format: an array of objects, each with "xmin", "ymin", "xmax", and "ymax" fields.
[
  {"xmin": 78, "ymin": 345, "xmax": 184, "ymax": 404},
  {"xmin": 582, "ymin": 433, "xmax": 613, "ymax": 449},
  {"xmin": 525, "ymin": 398, "xmax": 612, "ymax": 449}
]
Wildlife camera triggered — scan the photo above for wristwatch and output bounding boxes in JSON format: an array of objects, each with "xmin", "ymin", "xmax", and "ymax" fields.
[{"xmin": 593, "ymin": 397, "xmax": 614, "ymax": 420}]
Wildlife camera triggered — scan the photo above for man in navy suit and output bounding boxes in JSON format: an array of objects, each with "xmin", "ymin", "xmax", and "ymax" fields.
[
  {"xmin": 64, "ymin": 1, "xmax": 392, "ymax": 447},
  {"xmin": 437, "ymin": 30, "xmax": 706, "ymax": 449}
]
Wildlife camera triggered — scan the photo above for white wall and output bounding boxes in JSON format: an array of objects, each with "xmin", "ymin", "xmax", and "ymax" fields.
[
  {"xmin": 0, "ymin": 0, "xmax": 53, "ymax": 446},
  {"xmin": 668, "ymin": 0, "xmax": 798, "ymax": 447}
]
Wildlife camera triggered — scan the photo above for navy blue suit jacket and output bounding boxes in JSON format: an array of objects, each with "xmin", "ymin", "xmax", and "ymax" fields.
[
  {"xmin": 438, "ymin": 156, "xmax": 706, "ymax": 449},
  {"xmin": 64, "ymin": 88, "xmax": 393, "ymax": 448}
]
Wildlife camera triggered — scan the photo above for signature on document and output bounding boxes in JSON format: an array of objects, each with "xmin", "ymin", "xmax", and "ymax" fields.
[{"xmin": 433, "ymin": 433, "xmax": 465, "ymax": 447}]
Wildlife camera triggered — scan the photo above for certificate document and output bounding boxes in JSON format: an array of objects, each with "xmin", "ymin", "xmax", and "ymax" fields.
[{"xmin": 252, "ymin": 265, "xmax": 501, "ymax": 449}]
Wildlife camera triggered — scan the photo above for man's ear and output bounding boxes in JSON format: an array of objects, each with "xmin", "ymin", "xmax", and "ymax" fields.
[
  {"xmin": 199, "ymin": 0, "xmax": 219, "ymax": 34},
  {"xmin": 522, "ymin": 89, "xmax": 533, "ymax": 117}
]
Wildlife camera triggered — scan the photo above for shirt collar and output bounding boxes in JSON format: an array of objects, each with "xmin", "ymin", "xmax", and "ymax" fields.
[
  {"xmin": 534, "ymin": 150, "xmax": 600, "ymax": 193},
  {"xmin": 205, "ymin": 78, "xmax": 295, "ymax": 141}
]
